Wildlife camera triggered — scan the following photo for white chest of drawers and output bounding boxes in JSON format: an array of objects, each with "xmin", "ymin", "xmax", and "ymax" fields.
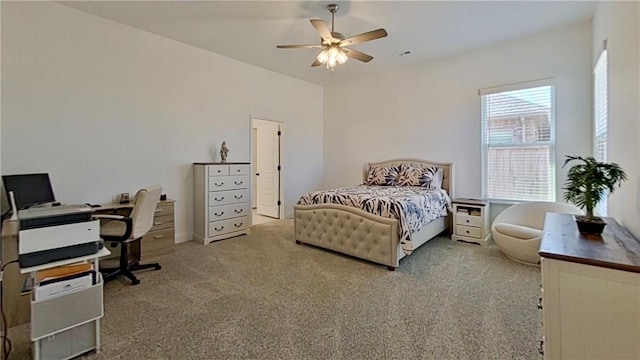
[{"xmin": 193, "ymin": 162, "xmax": 251, "ymax": 244}]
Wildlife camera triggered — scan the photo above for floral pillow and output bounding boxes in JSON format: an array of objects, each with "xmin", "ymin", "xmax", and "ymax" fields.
[
  {"xmin": 397, "ymin": 164, "xmax": 443, "ymax": 189},
  {"xmin": 365, "ymin": 165, "xmax": 401, "ymax": 186}
]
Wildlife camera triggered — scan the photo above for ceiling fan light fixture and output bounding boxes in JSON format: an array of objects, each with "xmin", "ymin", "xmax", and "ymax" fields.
[
  {"xmin": 317, "ymin": 46, "xmax": 348, "ymax": 71},
  {"xmin": 276, "ymin": 3, "xmax": 387, "ymax": 72}
]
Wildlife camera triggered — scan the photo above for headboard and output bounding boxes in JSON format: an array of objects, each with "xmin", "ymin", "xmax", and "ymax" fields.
[{"xmin": 363, "ymin": 159, "xmax": 455, "ymax": 198}]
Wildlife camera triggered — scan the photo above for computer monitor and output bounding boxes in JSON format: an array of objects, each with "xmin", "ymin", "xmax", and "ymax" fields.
[{"xmin": 2, "ymin": 173, "xmax": 56, "ymax": 210}]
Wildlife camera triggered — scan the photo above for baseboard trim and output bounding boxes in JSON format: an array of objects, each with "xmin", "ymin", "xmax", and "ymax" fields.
[{"xmin": 175, "ymin": 232, "xmax": 193, "ymax": 244}]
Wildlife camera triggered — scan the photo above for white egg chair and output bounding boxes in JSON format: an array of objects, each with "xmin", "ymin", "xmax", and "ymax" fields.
[{"xmin": 491, "ymin": 201, "xmax": 582, "ymax": 265}]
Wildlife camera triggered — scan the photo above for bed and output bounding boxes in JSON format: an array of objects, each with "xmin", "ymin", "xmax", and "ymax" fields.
[{"xmin": 294, "ymin": 159, "xmax": 454, "ymax": 270}]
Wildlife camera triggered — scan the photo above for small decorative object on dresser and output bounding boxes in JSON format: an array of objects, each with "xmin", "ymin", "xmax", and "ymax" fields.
[
  {"xmin": 193, "ymin": 162, "xmax": 251, "ymax": 244},
  {"xmin": 451, "ymin": 198, "xmax": 490, "ymax": 245},
  {"xmin": 562, "ymin": 155, "xmax": 627, "ymax": 235},
  {"xmin": 220, "ymin": 141, "xmax": 229, "ymax": 163},
  {"xmin": 119, "ymin": 192, "xmax": 130, "ymax": 204}
]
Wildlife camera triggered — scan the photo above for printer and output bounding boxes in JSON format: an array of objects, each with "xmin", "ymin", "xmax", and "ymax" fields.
[{"xmin": 18, "ymin": 206, "xmax": 102, "ymax": 268}]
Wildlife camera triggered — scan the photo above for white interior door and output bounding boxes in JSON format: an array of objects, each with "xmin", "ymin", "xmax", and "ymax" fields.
[{"xmin": 256, "ymin": 120, "xmax": 280, "ymax": 218}]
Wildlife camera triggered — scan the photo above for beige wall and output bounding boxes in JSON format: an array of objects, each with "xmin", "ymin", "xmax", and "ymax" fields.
[
  {"xmin": 1, "ymin": 2, "xmax": 323, "ymax": 239},
  {"xmin": 322, "ymin": 22, "xmax": 593, "ymax": 201}
]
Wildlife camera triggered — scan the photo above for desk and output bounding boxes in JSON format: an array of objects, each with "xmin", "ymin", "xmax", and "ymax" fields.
[
  {"xmin": 1, "ymin": 199, "xmax": 175, "ymax": 328},
  {"xmin": 1, "ymin": 220, "xmax": 30, "ymax": 327},
  {"xmin": 95, "ymin": 199, "xmax": 176, "ymax": 261}
]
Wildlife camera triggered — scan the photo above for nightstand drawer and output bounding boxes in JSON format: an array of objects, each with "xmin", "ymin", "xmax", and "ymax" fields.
[
  {"xmin": 456, "ymin": 225, "xmax": 482, "ymax": 238},
  {"xmin": 456, "ymin": 213, "xmax": 482, "ymax": 227}
]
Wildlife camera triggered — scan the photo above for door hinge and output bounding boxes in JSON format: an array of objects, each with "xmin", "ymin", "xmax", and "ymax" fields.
[
  {"xmin": 277, "ymin": 130, "xmax": 281, "ymax": 136},
  {"xmin": 277, "ymin": 200, "xmax": 281, "ymax": 206},
  {"xmin": 277, "ymin": 165, "xmax": 281, "ymax": 171}
]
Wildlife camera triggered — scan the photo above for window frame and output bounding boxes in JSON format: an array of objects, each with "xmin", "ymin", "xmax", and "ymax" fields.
[
  {"xmin": 593, "ymin": 49, "xmax": 608, "ymax": 216},
  {"xmin": 480, "ymin": 78, "xmax": 557, "ymax": 202}
]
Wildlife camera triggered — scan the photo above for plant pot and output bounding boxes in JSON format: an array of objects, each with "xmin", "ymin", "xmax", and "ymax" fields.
[{"xmin": 574, "ymin": 215, "xmax": 607, "ymax": 235}]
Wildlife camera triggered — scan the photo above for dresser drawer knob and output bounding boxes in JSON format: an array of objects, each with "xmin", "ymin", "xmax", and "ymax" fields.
[
  {"xmin": 466, "ymin": 219, "xmax": 470, "ymax": 223},
  {"xmin": 234, "ymin": 209, "xmax": 243, "ymax": 214},
  {"xmin": 214, "ymin": 182, "xmax": 224, "ymax": 187},
  {"xmin": 234, "ymin": 222, "xmax": 243, "ymax": 228},
  {"xmin": 214, "ymin": 226, "xmax": 224, "ymax": 231},
  {"xmin": 215, "ymin": 197, "xmax": 224, "ymax": 201},
  {"xmin": 217, "ymin": 170, "xmax": 222, "ymax": 173},
  {"xmin": 234, "ymin": 181, "xmax": 243, "ymax": 185},
  {"xmin": 236, "ymin": 169, "xmax": 241, "ymax": 172},
  {"xmin": 466, "ymin": 230, "xmax": 470, "ymax": 234},
  {"xmin": 153, "ymin": 235, "xmax": 164, "ymax": 239},
  {"xmin": 234, "ymin": 195, "xmax": 243, "ymax": 199},
  {"xmin": 214, "ymin": 211, "xmax": 224, "ymax": 216}
]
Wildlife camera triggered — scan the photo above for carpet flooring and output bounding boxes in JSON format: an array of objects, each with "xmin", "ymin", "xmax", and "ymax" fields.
[{"xmin": 8, "ymin": 219, "xmax": 542, "ymax": 359}]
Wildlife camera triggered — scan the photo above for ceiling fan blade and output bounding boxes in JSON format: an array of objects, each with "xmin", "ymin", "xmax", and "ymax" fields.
[
  {"xmin": 311, "ymin": 59, "xmax": 322, "ymax": 67},
  {"xmin": 310, "ymin": 19, "xmax": 336, "ymax": 42},
  {"xmin": 340, "ymin": 28, "xmax": 388, "ymax": 47},
  {"xmin": 343, "ymin": 48, "xmax": 374, "ymax": 63},
  {"xmin": 277, "ymin": 44, "xmax": 324, "ymax": 49}
]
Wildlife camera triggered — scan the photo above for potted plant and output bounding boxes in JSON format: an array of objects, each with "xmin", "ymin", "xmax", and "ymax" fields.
[{"xmin": 562, "ymin": 155, "xmax": 627, "ymax": 235}]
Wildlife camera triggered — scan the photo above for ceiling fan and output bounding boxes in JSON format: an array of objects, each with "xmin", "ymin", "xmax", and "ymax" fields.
[{"xmin": 276, "ymin": 3, "xmax": 388, "ymax": 72}]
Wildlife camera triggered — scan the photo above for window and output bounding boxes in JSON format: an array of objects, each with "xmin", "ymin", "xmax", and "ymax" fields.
[
  {"xmin": 594, "ymin": 49, "xmax": 608, "ymax": 216},
  {"xmin": 481, "ymin": 79, "xmax": 556, "ymax": 202}
]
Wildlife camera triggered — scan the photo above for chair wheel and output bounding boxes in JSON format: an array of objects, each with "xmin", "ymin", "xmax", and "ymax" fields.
[
  {"xmin": 131, "ymin": 279, "xmax": 141, "ymax": 285},
  {"xmin": 155, "ymin": 265, "xmax": 162, "ymax": 270}
]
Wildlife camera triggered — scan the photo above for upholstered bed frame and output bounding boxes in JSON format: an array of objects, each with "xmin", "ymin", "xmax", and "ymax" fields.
[{"xmin": 294, "ymin": 159, "xmax": 454, "ymax": 270}]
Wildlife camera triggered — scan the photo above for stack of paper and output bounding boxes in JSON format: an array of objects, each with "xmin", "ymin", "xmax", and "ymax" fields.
[{"xmin": 33, "ymin": 262, "xmax": 97, "ymax": 300}]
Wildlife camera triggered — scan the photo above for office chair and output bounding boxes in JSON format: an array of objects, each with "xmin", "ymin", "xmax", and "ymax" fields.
[{"xmin": 96, "ymin": 185, "xmax": 163, "ymax": 285}]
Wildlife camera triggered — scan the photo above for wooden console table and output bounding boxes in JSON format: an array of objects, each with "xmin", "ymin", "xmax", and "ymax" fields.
[{"xmin": 538, "ymin": 212, "xmax": 640, "ymax": 359}]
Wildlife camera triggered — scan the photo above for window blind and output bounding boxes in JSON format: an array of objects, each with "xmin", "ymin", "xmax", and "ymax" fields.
[
  {"xmin": 594, "ymin": 50, "xmax": 608, "ymax": 216},
  {"xmin": 481, "ymin": 80, "xmax": 556, "ymax": 202}
]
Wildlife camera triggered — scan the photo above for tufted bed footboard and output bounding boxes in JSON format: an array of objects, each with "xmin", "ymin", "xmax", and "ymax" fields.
[
  {"xmin": 294, "ymin": 203, "xmax": 401, "ymax": 269},
  {"xmin": 294, "ymin": 203, "xmax": 449, "ymax": 270}
]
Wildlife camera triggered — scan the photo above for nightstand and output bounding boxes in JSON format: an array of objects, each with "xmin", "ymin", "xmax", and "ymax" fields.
[{"xmin": 452, "ymin": 198, "xmax": 491, "ymax": 245}]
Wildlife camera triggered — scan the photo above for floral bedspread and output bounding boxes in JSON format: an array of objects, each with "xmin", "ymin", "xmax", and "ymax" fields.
[{"xmin": 297, "ymin": 185, "xmax": 451, "ymax": 255}]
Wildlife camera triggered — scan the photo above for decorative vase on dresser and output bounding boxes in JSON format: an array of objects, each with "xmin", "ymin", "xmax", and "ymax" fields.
[{"xmin": 193, "ymin": 162, "xmax": 251, "ymax": 244}]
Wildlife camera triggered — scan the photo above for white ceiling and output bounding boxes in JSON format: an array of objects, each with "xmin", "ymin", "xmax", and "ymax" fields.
[{"xmin": 61, "ymin": 1, "xmax": 596, "ymax": 86}]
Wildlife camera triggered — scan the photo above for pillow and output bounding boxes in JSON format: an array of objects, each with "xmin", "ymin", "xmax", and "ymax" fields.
[
  {"xmin": 397, "ymin": 165, "xmax": 443, "ymax": 189},
  {"xmin": 365, "ymin": 165, "xmax": 400, "ymax": 186}
]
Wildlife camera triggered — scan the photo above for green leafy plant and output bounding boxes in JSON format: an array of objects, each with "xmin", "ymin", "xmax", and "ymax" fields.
[{"xmin": 562, "ymin": 155, "xmax": 627, "ymax": 219}]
